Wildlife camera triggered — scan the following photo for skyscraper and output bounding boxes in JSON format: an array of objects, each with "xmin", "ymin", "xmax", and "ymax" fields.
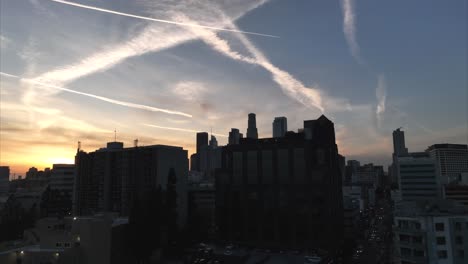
[
  {"xmin": 393, "ymin": 128, "xmax": 409, "ymax": 157},
  {"xmin": 272, "ymin": 116, "xmax": 287, "ymax": 138},
  {"xmin": 196, "ymin": 132, "xmax": 209, "ymax": 154},
  {"xmin": 246, "ymin": 113, "xmax": 258, "ymax": 139},
  {"xmin": 228, "ymin": 128, "xmax": 242, "ymax": 145}
]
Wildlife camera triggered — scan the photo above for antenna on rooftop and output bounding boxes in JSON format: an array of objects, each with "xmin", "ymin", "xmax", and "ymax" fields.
[
  {"xmin": 114, "ymin": 129, "xmax": 117, "ymax": 142},
  {"xmin": 77, "ymin": 141, "xmax": 81, "ymax": 151},
  {"xmin": 134, "ymin": 139, "xmax": 138, "ymax": 147}
]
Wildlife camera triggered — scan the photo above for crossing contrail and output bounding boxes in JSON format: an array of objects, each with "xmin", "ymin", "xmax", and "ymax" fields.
[
  {"xmin": 0, "ymin": 72, "xmax": 193, "ymax": 118},
  {"xmin": 48, "ymin": 0, "xmax": 279, "ymax": 38},
  {"xmin": 143, "ymin": 123, "xmax": 228, "ymax": 137}
]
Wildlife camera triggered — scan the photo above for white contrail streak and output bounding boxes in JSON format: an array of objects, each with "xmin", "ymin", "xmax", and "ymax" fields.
[
  {"xmin": 0, "ymin": 72, "xmax": 192, "ymax": 117},
  {"xmin": 143, "ymin": 123, "xmax": 227, "ymax": 138},
  {"xmin": 48, "ymin": 0, "xmax": 279, "ymax": 38},
  {"xmin": 181, "ymin": 15, "xmax": 324, "ymax": 112},
  {"xmin": 375, "ymin": 74, "xmax": 386, "ymax": 128},
  {"xmin": 341, "ymin": 0, "xmax": 362, "ymax": 64}
]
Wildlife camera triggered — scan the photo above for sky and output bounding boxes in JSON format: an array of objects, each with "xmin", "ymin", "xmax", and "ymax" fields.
[{"xmin": 0, "ymin": 0, "xmax": 467, "ymax": 176}]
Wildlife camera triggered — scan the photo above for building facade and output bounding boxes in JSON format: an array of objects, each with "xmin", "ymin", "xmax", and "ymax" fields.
[
  {"xmin": 393, "ymin": 200, "xmax": 468, "ymax": 264},
  {"xmin": 216, "ymin": 115, "xmax": 343, "ymax": 251},
  {"xmin": 50, "ymin": 164, "xmax": 75, "ymax": 194},
  {"xmin": 74, "ymin": 142, "xmax": 188, "ymax": 227},
  {"xmin": 0, "ymin": 166, "xmax": 9, "ymax": 196},
  {"xmin": 398, "ymin": 154, "xmax": 440, "ymax": 201},
  {"xmin": 272, "ymin": 117, "xmax": 287, "ymax": 138},
  {"xmin": 426, "ymin": 144, "xmax": 468, "ymax": 185}
]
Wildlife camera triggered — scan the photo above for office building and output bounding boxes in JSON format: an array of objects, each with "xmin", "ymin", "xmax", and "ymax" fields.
[
  {"xmin": 216, "ymin": 115, "xmax": 343, "ymax": 251},
  {"xmin": 426, "ymin": 144, "xmax": 468, "ymax": 185},
  {"xmin": 0, "ymin": 166, "xmax": 9, "ymax": 196},
  {"xmin": 272, "ymin": 116, "xmax": 287, "ymax": 138},
  {"xmin": 196, "ymin": 132, "xmax": 209, "ymax": 154},
  {"xmin": 49, "ymin": 164, "xmax": 75, "ymax": 194},
  {"xmin": 398, "ymin": 153, "xmax": 440, "ymax": 201},
  {"xmin": 74, "ymin": 142, "xmax": 188, "ymax": 228},
  {"xmin": 246, "ymin": 113, "xmax": 258, "ymax": 139},
  {"xmin": 393, "ymin": 199, "xmax": 468, "ymax": 264},
  {"xmin": 443, "ymin": 184, "xmax": 468, "ymax": 207},
  {"xmin": 393, "ymin": 128, "xmax": 409, "ymax": 157},
  {"xmin": 345, "ymin": 160, "xmax": 360, "ymax": 186},
  {"xmin": 228, "ymin": 128, "xmax": 242, "ymax": 145}
]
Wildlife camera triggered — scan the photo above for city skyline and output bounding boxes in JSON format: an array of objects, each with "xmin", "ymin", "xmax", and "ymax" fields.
[{"xmin": 1, "ymin": 0, "xmax": 467, "ymax": 174}]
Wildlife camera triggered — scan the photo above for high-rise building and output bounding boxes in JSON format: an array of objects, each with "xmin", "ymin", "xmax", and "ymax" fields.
[
  {"xmin": 246, "ymin": 113, "xmax": 258, "ymax": 139},
  {"xmin": 398, "ymin": 153, "xmax": 440, "ymax": 201},
  {"xmin": 49, "ymin": 164, "xmax": 75, "ymax": 194},
  {"xmin": 74, "ymin": 142, "xmax": 188, "ymax": 228},
  {"xmin": 393, "ymin": 199, "xmax": 468, "ymax": 264},
  {"xmin": 228, "ymin": 128, "xmax": 242, "ymax": 145},
  {"xmin": 426, "ymin": 144, "xmax": 468, "ymax": 184},
  {"xmin": 196, "ymin": 132, "xmax": 209, "ymax": 154},
  {"xmin": 216, "ymin": 114, "xmax": 343, "ymax": 251},
  {"xmin": 272, "ymin": 116, "xmax": 287, "ymax": 138},
  {"xmin": 393, "ymin": 128, "xmax": 409, "ymax": 157},
  {"xmin": 0, "ymin": 166, "xmax": 10, "ymax": 196},
  {"xmin": 209, "ymin": 135, "xmax": 218, "ymax": 148}
]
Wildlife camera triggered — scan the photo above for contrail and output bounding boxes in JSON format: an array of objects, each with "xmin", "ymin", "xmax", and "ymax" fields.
[
  {"xmin": 0, "ymin": 72, "xmax": 193, "ymax": 118},
  {"xmin": 143, "ymin": 123, "xmax": 227, "ymax": 138},
  {"xmin": 375, "ymin": 74, "xmax": 386, "ymax": 128},
  {"xmin": 341, "ymin": 0, "xmax": 362, "ymax": 64},
  {"xmin": 48, "ymin": 0, "xmax": 279, "ymax": 38}
]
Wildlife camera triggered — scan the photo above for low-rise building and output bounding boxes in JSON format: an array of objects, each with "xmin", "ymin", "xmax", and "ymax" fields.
[{"xmin": 393, "ymin": 199, "xmax": 468, "ymax": 264}]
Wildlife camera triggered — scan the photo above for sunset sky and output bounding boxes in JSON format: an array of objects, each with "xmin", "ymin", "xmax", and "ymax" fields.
[{"xmin": 1, "ymin": 0, "xmax": 466, "ymax": 176}]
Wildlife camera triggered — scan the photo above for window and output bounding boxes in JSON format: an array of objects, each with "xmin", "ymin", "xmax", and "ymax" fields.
[
  {"xmin": 412, "ymin": 236, "xmax": 423, "ymax": 244},
  {"xmin": 400, "ymin": 234, "xmax": 410, "ymax": 243},
  {"xmin": 456, "ymin": 236, "xmax": 463, "ymax": 245},
  {"xmin": 435, "ymin": 223, "xmax": 444, "ymax": 231},
  {"xmin": 436, "ymin": 236, "xmax": 446, "ymax": 245},
  {"xmin": 413, "ymin": 250, "xmax": 424, "ymax": 257},
  {"xmin": 401, "ymin": 247, "xmax": 411, "ymax": 257},
  {"xmin": 56, "ymin": 242, "xmax": 62, "ymax": 247},
  {"xmin": 437, "ymin": 250, "xmax": 447, "ymax": 259},
  {"xmin": 455, "ymin": 222, "xmax": 462, "ymax": 231},
  {"xmin": 64, "ymin": 242, "xmax": 71, "ymax": 248},
  {"xmin": 414, "ymin": 222, "xmax": 421, "ymax": 230}
]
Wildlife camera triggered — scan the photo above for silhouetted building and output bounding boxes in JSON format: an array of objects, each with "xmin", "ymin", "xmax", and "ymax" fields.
[
  {"xmin": 0, "ymin": 166, "xmax": 9, "ymax": 196},
  {"xmin": 426, "ymin": 144, "xmax": 468, "ymax": 185},
  {"xmin": 246, "ymin": 113, "xmax": 258, "ymax": 139},
  {"xmin": 50, "ymin": 164, "xmax": 75, "ymax": 194},
  {"xmin": 228, "ymin": 128, "xmax": 242, "ymax": 145},
  {"xmin": 393, "ymin": 128, "xmax": 409, "ymax": 157},
  {"xmin": 74, "ymin": 142, "xmax": 188, "ymax": 228},
  {"xmin": 188, "ymin": 182, "xmax": 215, "ymax": 241},
  {"xmin": 272, "ymin": 116, "xmax": 287, "ymax": 138},
  {"xmin": 198, "ymin": 136, "xmax": 222, "ymax": 179},
  {"xmin": 345, "ymin": 160, "xmax": 360, "ymax": 186},
  {"xmin": 216, "ymin": 115, "xmax": 343, "ymax": 251},
  {"xmin": 196, "ymin": 132, "xmax": 209, "ymax": 154}
]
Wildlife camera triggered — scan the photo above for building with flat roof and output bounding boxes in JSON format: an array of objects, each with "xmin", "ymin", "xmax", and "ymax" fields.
[
  {"xmin": 426, "ymin": 144, "xmax": 468, "ymax": 185},
  {"xmin": 74, "ymin": 142, "xmax": 188, "ymax": 228},
  {"xmin": 216, "ymin": 115, "xmax": 343, "ymax": 251}
]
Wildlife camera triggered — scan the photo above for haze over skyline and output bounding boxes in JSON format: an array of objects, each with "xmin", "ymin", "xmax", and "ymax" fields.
[{"xmin": 1, "ymin": 0, "xmax": 467, "ymax": 175}]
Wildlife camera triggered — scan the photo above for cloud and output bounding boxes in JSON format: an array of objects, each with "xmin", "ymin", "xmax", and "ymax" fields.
[
  {"xmin": 375, "ymin": 74, "xmax": 387, "ymax": 128},
  {"xmin": 172, "ymin": 81, "xmax": 209, "ymax": 101},
  {"xmin": 48, "ymin": 0, "xmax": 277, "ymax": 38},
  {"xmin": 1, "ymin": 72, "xmax": 193, "ymax": 117},
  {"xmin": 0, "ymin": 35, "xmax": 11, "ymax": 49},
  {"xmin": 340, "ymin": 0, "xmax": 362, "ymax": 64}
]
